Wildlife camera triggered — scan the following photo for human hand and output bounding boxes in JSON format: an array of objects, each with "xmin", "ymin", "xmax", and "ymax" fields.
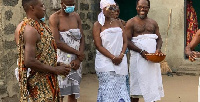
[
  {"xmin": 77, "ymin": 51, "xmax": 85, "ymax": 62},
  {"xmin": 193, "ymin": 51, "xmax": 200, "ymax": 58},
  {"xmin": 70, "ymin": 59, "xmax": 81, "ymax": 70},
  {"xmin": 140, "ymin": 50, "xmax": 149, "ymax": 60},
  {"xmin": 55, "ymin": 63, "xmax": 71, "ymax": 75},
  {"xmin": 155, "ymin": 49, "xmax": 161, "ymax": 54},
  {"xmin": 155, "ymin": 49, "xmax": 165, "ymax": 56},
  {"xmin": 188, "ymin": 51, "xmax": 200, "ymax": 62},
  {"xmin": 112, "ymin": 56, "xmax": 122, "ymax": 65}
]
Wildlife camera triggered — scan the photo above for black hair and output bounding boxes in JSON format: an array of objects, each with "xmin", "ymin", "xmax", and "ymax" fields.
[
  {"xmin": 22, "ymin": 0, "xmax": 39, "ymax": 12},
  {"xmin": 136, "ymin": 0, "xmax": 150, "ymax": 7}
]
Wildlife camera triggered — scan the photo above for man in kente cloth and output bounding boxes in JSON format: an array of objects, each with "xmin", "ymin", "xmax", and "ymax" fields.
[{"xmin": 14, "ymin": 0, "xmax": 70, "ymax": 101}]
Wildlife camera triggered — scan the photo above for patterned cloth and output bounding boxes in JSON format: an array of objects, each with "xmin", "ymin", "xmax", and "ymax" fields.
[
  {"xmin": 57, "ymin": 29, "xmax": 82, "ymax": 99},
  {"xmin": 95, "ymin": 27, "xmax": 130, "ymax": 102},
  {"xmin": 186, "ymin": 0, "xmax": 198, "ymax": 45},
  {"xmin": 125, "ymin": 75, "xmax": 130, "ymax": 96},
  {"xmin": 97, "ymin": 72, "xmax": 130, "ymax": 102},
  {"xmin": 129, "ymin": 34, "xmax": 164, "ymax": 102},
  {"xmin": 17, "ymin": 17, "xmax": 60, "ymax": 101}
]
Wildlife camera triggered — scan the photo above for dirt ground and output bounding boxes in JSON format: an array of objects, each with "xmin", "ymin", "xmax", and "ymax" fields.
[{"xmin": 64, "ymin": 74, "xmax": 198, "ymax": 102}]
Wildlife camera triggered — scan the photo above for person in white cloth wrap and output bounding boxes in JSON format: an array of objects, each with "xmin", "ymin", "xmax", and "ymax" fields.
[
  {"xmin": 93, "ymin": 0, "xmax": 130, "ymax": 102},
  {"xmin": 125, "ymin": 0, "xmax": 164, "ymax": 102},
  {"xmin": 49, "ymin": 0, "xmax": 85, "ymax": 102}
]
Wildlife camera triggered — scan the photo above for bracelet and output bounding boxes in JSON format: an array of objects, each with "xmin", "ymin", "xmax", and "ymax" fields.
[
  {"xmin": 112, "ymin": 57, "xmax": 116, "ymax": 60},
  {"xmin": 139, "ymin": 50, "xmax": 144, "ymax": 54}
]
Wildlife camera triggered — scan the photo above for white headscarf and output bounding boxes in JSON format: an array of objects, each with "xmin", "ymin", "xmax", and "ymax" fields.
[{"xmin": 98, "ymin": 0, "xmax": 116, "ymax": 26}]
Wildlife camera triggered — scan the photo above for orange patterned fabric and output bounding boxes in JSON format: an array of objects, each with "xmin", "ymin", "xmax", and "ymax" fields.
[
  {"xmin": 18, "ymin": 17, "xmax": 60, "ymax": 102},
  {"xmin": 186, "ymin": 0, "xmax": 198, "ymax": 45}
]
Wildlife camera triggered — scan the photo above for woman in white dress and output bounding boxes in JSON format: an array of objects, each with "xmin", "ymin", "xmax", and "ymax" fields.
[{"xmin": 93, "ymin": 0, "xmax": 130, "ymax": 102}]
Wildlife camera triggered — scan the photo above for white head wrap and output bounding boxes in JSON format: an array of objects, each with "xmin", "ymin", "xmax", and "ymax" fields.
[{"xmin": 98, "ymin": 0, "xmax": 116, "ymax": 26}]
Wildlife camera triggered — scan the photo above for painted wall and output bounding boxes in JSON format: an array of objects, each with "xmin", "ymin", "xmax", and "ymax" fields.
[{"xmin": 148, "ymin": 0, "xmax": 198, "ymax": 71}]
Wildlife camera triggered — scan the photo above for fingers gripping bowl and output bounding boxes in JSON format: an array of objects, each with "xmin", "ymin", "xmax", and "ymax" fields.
[{"xmin": 145, "ymin": 53, "xmax": 166, "ymax": 63}]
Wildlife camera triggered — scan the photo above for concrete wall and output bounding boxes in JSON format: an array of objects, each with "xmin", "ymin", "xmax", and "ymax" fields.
[
  {"xmin": 148, "ymin": 0, "xmax": 196, "ymax": 71},
  {"xmin": 0, "ymin": 0, "xmax": 23, "ymax": 101},
  {"xmin": 0, "ymin": 0, "xmax": 99, "ymax": 101},
  {"xmin": 78, "ymin": 0, "xmax": 100, "ymax": 74}
]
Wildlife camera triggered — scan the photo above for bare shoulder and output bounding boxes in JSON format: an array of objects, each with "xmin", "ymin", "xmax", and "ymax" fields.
[
  {"xmin": 15, "ymin": 21, "xmax": 24, "ymax": 43},
  {"xmin": 72, "ymin": 12, "xmax": 81, "ymax": 20},
  {"xmin": 126, "ymin": 17, "xmax": 136, "ymax": 27},
  {"xmin": 73, "ymin": 12, "xmax": 79, "ymax": 16},
  {"xmin": 93, "ymin": 21, "xmax": 101, "ymax": 28},
  {"xmin": 148, "ymin": 18, "xmax": 158, "ymax": 25},
  {"xmin": 15, "ymin": 21, "xmax": 24, "ymax": 34},
  {"xmin": 24, "ymin": 24, "xmax": 39, "ymax": 38},
  {"xmin": 49, "ymin": 11, "xmax": 60, "ymax": 23}
]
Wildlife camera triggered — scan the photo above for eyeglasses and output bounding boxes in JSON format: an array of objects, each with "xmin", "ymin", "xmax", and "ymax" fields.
[
  {"xmin": 106, "ymin": 5, "xmax": 117, "ymax": 11},
  {"xmin": 137, "ymin": 6, "xmax": 149, "ymax": 10}
]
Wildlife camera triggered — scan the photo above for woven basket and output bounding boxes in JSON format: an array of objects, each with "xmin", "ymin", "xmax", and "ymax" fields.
[{"xmin": 145, "ymin": 53, "xmax": 166, "ymax": 63}]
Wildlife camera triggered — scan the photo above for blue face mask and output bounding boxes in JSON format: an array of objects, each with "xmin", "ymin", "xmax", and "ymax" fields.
[
  {"xmin": 40, "ymin": 17, "xmax": 45, "ymax": 22},
  {"xmin": 64, "ymin": 6, "xmax": 75, "ymax": 13}
]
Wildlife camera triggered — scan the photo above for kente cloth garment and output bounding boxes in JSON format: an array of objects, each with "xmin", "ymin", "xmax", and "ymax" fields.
[
  {"xmin": 98, "ymin": 0, "xmax": 116, "ymax": 26},
  {"xmin": 186, "ymin": 0, "xmax": 198, "ymax": 45},
  {"xmin": 18, "ymin": 17, "xmax": 60, "ymax": 102},
  {"xmin": 15, "ymin": 59, "xmax": 31, "ymax": 81},
  {"xmin": 57, "ymin": 29, "xmax": 82, "ymax": 99},
  {"xmin": 96, "ymin": 71, "xmax": 130, "ymax": 102},
  {"xmin": 95, "ymin": 27, "xmax": 128, "ymax": 75},
  {"xmin": 129, "ymin": 34, "xmax": 164, "ymax": 102}
]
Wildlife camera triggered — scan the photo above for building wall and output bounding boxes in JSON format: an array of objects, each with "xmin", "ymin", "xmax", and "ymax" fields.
[
  {"xmin": 0, "ymin": 0, "xmax": 23, "ymax": 101},
  {"xmin": 78, "ymin": 0, "xmax": 100, "ymax": 74},
  {"xmin": 0, "ymin": 0, "xmax": 99, "ymax": 101},
  {"xmin": 148, "ymin": 0, "xmax": 198, "ymax": 71}
]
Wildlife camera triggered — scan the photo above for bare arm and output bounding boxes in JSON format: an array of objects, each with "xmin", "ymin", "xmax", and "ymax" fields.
[
  {"xmin": 69, "ymin": 13, "xmax": 85, "ymax": 70},
  {"xmin": 93, "ymin": 22, "xmax": 115, "ymax": 60},
  {"xmin": 23, "ymin": 25, "xmax": 69, "ymax": 75},
  {"xmin": 76, "ymin": 13, "xmax": 85, "ymax": 61},
  {"xmin": 186, "ymin": 30, "xmax": 200, "ymax": 51},
  {"xmin": 154, "ymin": 21, "xmax": 163, "ymax": 52},
  {"xmin": 76, "ymin": 13, "xmax": 85, "ymax": 53},
  {"xmin": 185, "ymin": 30, "xmax": 200, "ymax": 60},
  {"xmin": 118, "ymin": 20, "xmax": 127, "ymax": 56},
  {"xmin": 49, "ymin": 14, "xmax": 80, "ymax": 55}
]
